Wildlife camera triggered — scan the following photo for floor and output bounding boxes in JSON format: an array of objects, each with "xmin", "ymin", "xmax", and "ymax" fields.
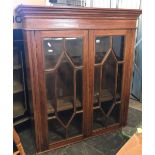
[{"xmin": 17, "ymin": 99, "xmax": 142, "ymax": 155}]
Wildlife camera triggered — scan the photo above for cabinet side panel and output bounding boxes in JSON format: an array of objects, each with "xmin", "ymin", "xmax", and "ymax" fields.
[
  {"xmin": 23, "ymin": 30, "xmax": 48, "ymax": 152},
  {"xmin": 34, "ymin": 31, "xmax": 48, "ymax": 149},
  {"xmin": 121, "ymin": 29, "xmax": 136, "ymax": 126},
  {"xmin": 23, "ymin": 30, "xmax": 33, "ymax": 121}
]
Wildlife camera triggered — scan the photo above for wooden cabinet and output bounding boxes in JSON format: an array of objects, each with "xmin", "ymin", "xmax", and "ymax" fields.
[
  {"xmin": 16, "ymin": 5, "xmax": 141, "ymax": 153},
  {"xmin": 13, "ymin": 29, "xmax": 30, "ymax": 125}
]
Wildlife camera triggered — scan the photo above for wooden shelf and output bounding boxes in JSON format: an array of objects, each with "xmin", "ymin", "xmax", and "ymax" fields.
[
  {"xmin": 47, "ymin": 97, "xmax": 82, "ymax": 114},
  {"xmin": 94, "ymin": 89, "xmax": 120, "ymax": 103},
  {"xmin": 13, "ymin": 81, "xmax": 23, "ymax": 94},
  {"xmin": 13, "ymin": 101, "xmax": 25, "ymax": 118},
  {"xmin": 13, "ymin": 64, "xmax": 22, "ymax": 70},
  {"xmin": 47, "ymin": 89, "xmax": 119, "ymax": 114},
  {"xmin": 13, "ymin": 116, "xmax": 30, "ymax": 126}
]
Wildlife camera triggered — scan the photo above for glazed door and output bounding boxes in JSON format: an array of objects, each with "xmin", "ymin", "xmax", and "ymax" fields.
[
  {"xmin": 36, "ymin": 30, "xmax": 89, "ymax": 146},
  {"xmin": 89, "ymin": 30, "xmax": 128, "ymax": 133}
]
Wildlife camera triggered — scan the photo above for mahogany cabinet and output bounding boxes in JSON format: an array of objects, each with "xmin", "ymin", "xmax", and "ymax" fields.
[{"xmin": 16, "ymin": 5, "xmax": 141, "ymax": 153}]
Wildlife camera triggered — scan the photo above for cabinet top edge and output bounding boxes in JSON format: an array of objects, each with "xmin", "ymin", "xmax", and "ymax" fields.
[{"xmin": 15, "ymin": 5, "xmax": 142, "ymax": 19}]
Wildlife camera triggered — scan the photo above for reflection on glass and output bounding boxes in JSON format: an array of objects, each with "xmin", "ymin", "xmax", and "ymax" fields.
[
  {"xmin": 95, "ymin": 36, "xmax": 110, "ymax": 63},
  {"xmin": 43, "ymin": 38, "xmax": 64, "ymax": 69},
  {"xmin": 66, "ymin": 37, "xmax": 83, "ymax": 66}
]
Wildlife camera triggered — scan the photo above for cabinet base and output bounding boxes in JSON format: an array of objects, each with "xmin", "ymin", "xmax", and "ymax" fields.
[{"xmin": 37, "ymin": 123, "xmax": 121, "ymax": 154}]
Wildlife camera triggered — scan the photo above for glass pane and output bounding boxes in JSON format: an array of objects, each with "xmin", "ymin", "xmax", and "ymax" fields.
[
  {"xmin": 46, "ymin": 73, "xmax": 55, "ymax": 114},
  {"xmin": 43, "ymin": 38, "xmax": 64, "ymax": 69},
  {"xmin": 56, "ymin": 56, "xmax": 74, "ymax": 125},
  {"xmin": 93, "ymin": 37, "xmax": 123, "ymax": 130},
  {"xmin": 57, "ymin": 56, "xmax": 74, "ymax": 104},
  {"xmin": 112, "ymin": 36, "xmax": 124, "ymax": 60},
  {"xmin": 93, "ymin": 109, "xmax": 106, "ymax": 130},
  {"xmin": 66, "ymin": 37, "xmax": 83, "ymax": 66},
  {"xmin": 67, "ymin": 113, "xmax": 83, "ymax": 137},
  {"xmin": 48, "ymin": 113, "xmax": 83, "ymax": 143},
  {"xmin": 94, "ymin": 52, "xmax": 117, "ymax": 106},
  {"xmin": 48, "ymin": 118, "xmax": 66, "ymax": 143},
  {"xmin": 95, "ymin": 36, "xmax": 110, "ymax": 63},
  {"xmin": 102, "ymin": 102, "xmax": 120, "ymax": 126},
  {"xmin": 102, "ymin": 52, "xmax": 117, "ymax": 97},
  {"xmin": 93, "ymin": 101, "xmax": 120, "ymax": 129},
  {"xmin": 44, "ymin": 36, "xmax": 84, "ymax": 143}
]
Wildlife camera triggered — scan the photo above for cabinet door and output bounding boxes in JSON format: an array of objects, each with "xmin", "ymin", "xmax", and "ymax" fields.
[
  {"xmin": 89, "ymin": 30, "xmax": 128, "ymax": 132},
  {"xmin": 35, "ymin": 30, "xmax": 88, "ymax": 145}
]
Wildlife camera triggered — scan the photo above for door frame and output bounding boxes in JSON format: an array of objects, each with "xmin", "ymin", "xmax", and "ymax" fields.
[
  {"xmin": 88, "ymin": 29, "xmax": 135, "ymax": 135},
  {"xmin": 35, "ymin": 30, "xmax": 89, "ymax": 150}
]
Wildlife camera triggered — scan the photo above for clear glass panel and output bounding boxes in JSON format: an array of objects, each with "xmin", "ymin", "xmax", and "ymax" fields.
[
  {"xmin": 93, "ymin": 101, "xmax": 120, "ymax": 129},
  {"xmin": 94, "ymin": 52, "xmax": 117, "ymax": 107},
  {"xmin": 66, "ymin": 37, "xmax": 83, "ymax": 66},
  {"xmin": 56, "ymin": 56, "xmax": 74, "ymax": 124},
  {"xmin": 112, "ymin": 36, "xmax": 124, "ymax": 60},
  {"xmin": 48, "ymin": 113, "xmax": 83, "ymax": 143},
  {"xmin": 102, "ymin": 52, "xmax": 117, "ymax": 97},
  {"xmin": 93, "ymin": 109, "xmax": 106, "ymax": 130},
  {"xmin": 95, "ymin": 36, "xmax": 110, "ymax": 63},
  {"xmin": 44, "ymin": 36, "xmax": 83, "ymax": 143},
  {"xmin": 46, "ymin": 73, "xmax": 55, "ymax": 114},
  {"xmin": 102, "ymin": 102, "xmax": 120, "ymax": 126},
  {"xmin": 93, "ymin": 36, "xmax": 123, "ymax": 130},
  {"xmin": 48, "ymin": 118, "xmax": 66, "ymax": 142},
  {"xmin": 67, "ymin": 113, "xmax": 83, "ymax": 137},
  {"xmin": 43, "ymin": 38, "xmax": 64, "ymax": 69}
]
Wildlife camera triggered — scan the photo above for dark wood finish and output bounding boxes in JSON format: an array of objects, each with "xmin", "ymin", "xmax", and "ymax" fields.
[
  {"xmin": 44, "ymin": 123, "xmax": 121, "ymax": 154},
  {"xmin": 16, "ymin": 5, "xmax": 141, "ymax": 153},
  {"xmin": 88, "ymin": 30, "xmax": 95, "ymax": 136},
  {"xmin": 121, "ymin": 30, "xmax": 136, "ymax": 126},
  {"xmin": 16, "ymin": 5, "xmax": 140, "ymax": 30},
  {"xmin": 23, "ymin": 31, "xmax": 48, "ymax": 151}
]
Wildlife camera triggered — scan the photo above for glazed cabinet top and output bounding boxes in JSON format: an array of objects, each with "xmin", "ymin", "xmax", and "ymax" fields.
[{"xmin": 16, "ymin": 5, "xmax": 142, "ymax": 30}]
